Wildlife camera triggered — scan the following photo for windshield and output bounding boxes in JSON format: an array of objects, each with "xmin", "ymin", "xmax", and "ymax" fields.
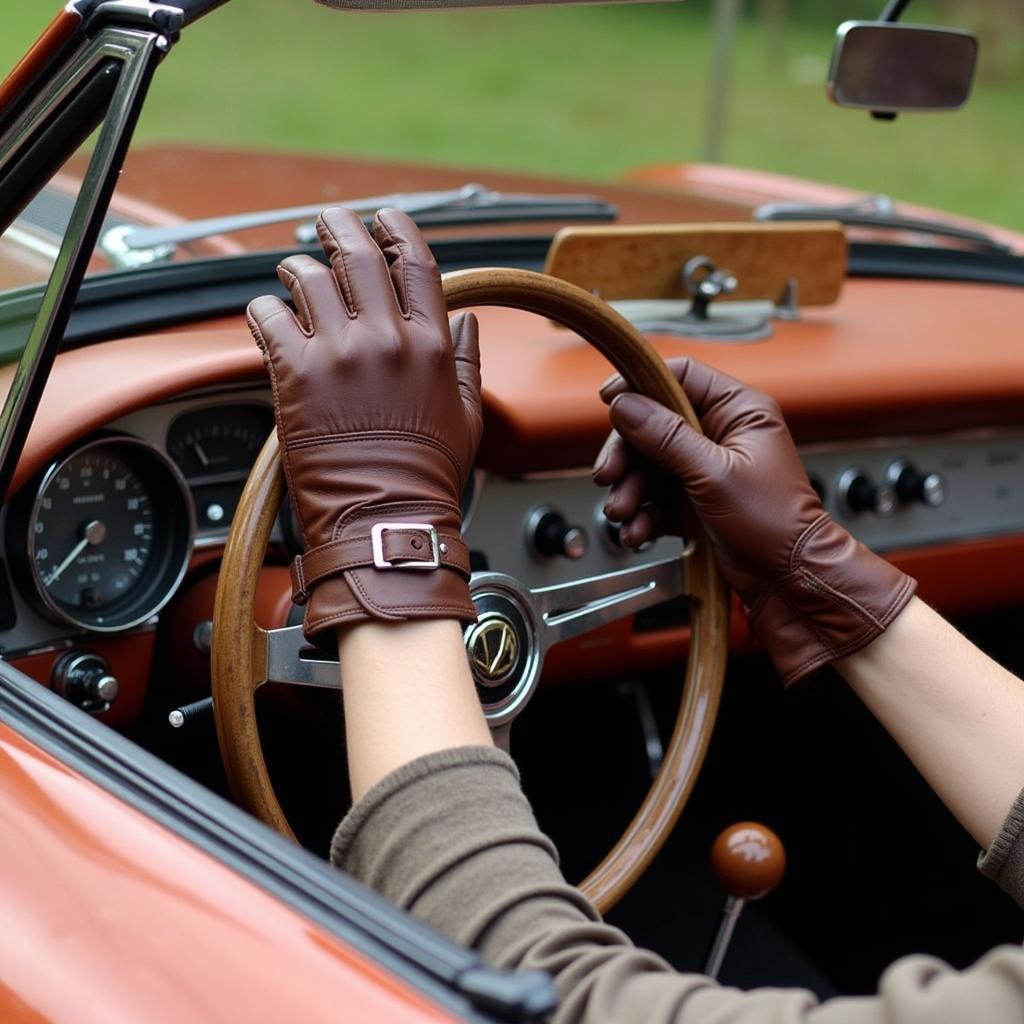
[{"xmin": 0, "ymin": 0, "xmax": 1021, "ymax": 290}]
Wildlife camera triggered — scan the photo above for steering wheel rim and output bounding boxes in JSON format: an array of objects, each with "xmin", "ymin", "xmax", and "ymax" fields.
[{"xmin": 212, "ymin": 267, "xmax": 730, "ymax": 914}]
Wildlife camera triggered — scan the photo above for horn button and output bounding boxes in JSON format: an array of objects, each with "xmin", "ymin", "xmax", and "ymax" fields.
[{"xmin": 465, "ymin": 576, "xmax": 540, "ymax": 728}]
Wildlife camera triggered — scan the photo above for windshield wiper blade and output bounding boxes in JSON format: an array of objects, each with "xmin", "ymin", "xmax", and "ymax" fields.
[
  {"xmin": 101, "ymin": 183, "xmax": 617, "ymax": 268},
  {"xmin": 755, "ymin": 194, "xmax": 1010, "ymax": 256},
  {"xmin": 293, "ymin": 196, "xmax": 617, "ymax": 242}
]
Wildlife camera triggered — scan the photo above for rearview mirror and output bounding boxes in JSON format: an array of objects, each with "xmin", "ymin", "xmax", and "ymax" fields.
[{"xmin": 827, "ymin": 21, "xmax": 977, "ymax": 113}]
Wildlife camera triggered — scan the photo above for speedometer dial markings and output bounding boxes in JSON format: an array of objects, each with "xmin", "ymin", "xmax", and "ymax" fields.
[
  {"xmin": 20, "ymin": 438, "xmax": 195, "ymax": 633},
  {"xmin": 167, "ymin": 406, "xmax": 273, "ymax": 482},
  {"xmin": 33, "ymin": 451, "xmax": 156, "ymax": 612},
  {"xmin": 42, "ymin": 518, "xmax": 107, "ymax": 587},
  {"xmin": 166, "ymin": 405, "xmax": 275, "ymax": 534}
]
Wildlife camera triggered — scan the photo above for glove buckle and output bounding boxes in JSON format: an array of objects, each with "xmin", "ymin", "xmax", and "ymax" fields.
[{"xmin": 371, "ymin": 523, "xmax": 441, "ymax": 570}]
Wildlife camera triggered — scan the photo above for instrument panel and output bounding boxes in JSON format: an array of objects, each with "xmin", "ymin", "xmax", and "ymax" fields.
[
  {"xmin": 0, "ymin": 388, "xmax": 277, "ymax": 654},
  {"xmin": 16, "ymin": 437, "xmax": 193, "ymax": 632},
  {"xmin": 166, "ymin": 404, "xmax": 274, "ymax": 536},
  {"xmin": 2, "ymin": 384, "xmax": 1024, "ymax": 664},
  {"xmin": 802, "ymin": 430, "xmax": 1024, "ymax": 551}
]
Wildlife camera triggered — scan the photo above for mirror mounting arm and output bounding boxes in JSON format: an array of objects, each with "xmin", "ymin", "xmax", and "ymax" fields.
[
  {"xmin": 872, "ymin": 0, "xmax": 912, "ymax": 119},
  {"xmin": 878, "ymin": 0, "xmax": 912, "ymax": 23}
]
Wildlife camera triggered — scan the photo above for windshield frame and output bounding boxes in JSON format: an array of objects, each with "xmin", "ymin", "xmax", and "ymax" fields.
[{"xmin": 0, "ymin": 21, "xmax": 166, "ymax": 500}]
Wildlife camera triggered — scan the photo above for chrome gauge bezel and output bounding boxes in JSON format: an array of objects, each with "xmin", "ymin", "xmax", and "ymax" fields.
[
  {"xmin": 23, "ymin": 436, "xmax": 196, "ymax": 633},
  {"xmin": 165, "ymin": 400, "xmax": 275, "ymax": 486}
]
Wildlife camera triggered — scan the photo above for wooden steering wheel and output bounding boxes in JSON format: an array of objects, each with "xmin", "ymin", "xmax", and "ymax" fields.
[{"xmin": 212, "ymin": 267, "xmax": 729, "ymax": 914}]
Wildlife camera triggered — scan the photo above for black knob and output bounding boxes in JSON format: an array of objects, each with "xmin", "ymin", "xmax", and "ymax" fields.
[
  {"xmin": 838, "ymin": 469, "xmax": 896, "ymax": 517},
  {"xmin": 530, "ymin": 507, "xmax": 588, "ymax": 560},
  {"xmin": 887, "ymin": 460, "xmax": 946, "ymax": 508},
  {"xmin": 52, "ymin": 652, "xmax": 119, "ymax": 713}
]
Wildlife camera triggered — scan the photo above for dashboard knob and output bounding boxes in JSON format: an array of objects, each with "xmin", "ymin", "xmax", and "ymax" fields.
[
  {"xmin": 52, "ymin": 651, "xmax": 120, "ymax": 713},
  {"xmin": 529, "ymin": 507, "xmax": 589, "ymax": 560},
  {"xmin": 887, "ymin": 460, "xmax": 947, "ymax": 508},
  {"xmin": 838, "ymin": 468, "xmax": 896, "ymax": 517}
]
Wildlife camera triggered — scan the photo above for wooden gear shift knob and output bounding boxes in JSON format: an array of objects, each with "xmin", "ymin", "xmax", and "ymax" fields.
[{"xmin": 710, "ymin": 821, "xmax": 786, "ymax": 900}]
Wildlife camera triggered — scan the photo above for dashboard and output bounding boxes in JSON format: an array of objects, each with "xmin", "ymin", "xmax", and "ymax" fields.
[
  {"xmin": 0, "ymin": 262, "xmax": 1021, "ymax": 725},
  {"xmin": 3, "ymin": 379, "xmax": 1024, "ymax": 723}
]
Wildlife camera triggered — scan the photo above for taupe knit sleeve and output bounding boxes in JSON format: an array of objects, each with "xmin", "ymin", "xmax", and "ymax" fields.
[
  {"xmin": 332, "ymin": 747, "xmax": 1024, "ymax": 1024},
  {"xmin": 979, "ymin": 785, "xmax": 1024, "ymax": 906}
]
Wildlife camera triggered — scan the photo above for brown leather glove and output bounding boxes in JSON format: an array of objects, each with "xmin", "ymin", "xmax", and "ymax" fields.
[
  {"xmin": 594, "ymin": 357, "xmax": 916, "ymax": 686},
  {"xmin": 246, "ymin": 207, "xmax": 481, "ymax": 643}
]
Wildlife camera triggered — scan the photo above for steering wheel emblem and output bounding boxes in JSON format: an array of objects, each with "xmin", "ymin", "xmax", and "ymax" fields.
[{"xmin": 466, "ymin": 617, "xmax": 520, "ymax": 684}]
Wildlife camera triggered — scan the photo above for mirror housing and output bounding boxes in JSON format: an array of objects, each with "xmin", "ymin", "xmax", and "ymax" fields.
[{"xmin": 827, "ymin": 21, "xmax": 977, "ymax": 114}]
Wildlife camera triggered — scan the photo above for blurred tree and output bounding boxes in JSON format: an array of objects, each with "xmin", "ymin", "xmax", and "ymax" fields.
[
  {"xmin": 703, "ymin": 0, "xmax": 741, "ymax": 161},
  {"xmin": 758, "ymin": 0, "xmax": 786, "ymax": 61}
]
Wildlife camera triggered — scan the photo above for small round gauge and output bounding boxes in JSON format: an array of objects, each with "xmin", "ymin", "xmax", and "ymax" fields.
[
  {"xmin": 21, "ymin": 437, "xmax": 194, "ymax": 632},
  {"xmin": 167, "ymin": 405, "xmax": 274, "ymax": 482}
]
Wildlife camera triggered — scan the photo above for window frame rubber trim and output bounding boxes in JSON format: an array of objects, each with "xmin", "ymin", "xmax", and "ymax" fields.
[{"xmin": 0, "ymin": 656, "xmax": 554, "ymax": 1022}]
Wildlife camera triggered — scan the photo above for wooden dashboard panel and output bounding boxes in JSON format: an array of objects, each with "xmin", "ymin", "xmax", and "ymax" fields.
[{"xmin": 545, "ymin": 222, "xmax": 846, "ymax": 305}]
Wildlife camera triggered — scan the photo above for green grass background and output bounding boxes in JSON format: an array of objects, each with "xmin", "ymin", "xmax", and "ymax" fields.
[{"xmin": 3, "ymin": 1, "xmax": 1021, "ymax": 229}]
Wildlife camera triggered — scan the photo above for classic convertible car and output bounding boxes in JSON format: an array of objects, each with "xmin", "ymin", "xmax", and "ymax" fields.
[{"xmin": 1, "ymin": 0, "xmax": 1022, "ymax": 1020}]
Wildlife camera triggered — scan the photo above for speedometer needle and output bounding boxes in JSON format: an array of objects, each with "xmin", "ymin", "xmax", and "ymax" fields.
[{"xmin": 44, "ymin": 519, "xmax": 107, "ymax": 586}]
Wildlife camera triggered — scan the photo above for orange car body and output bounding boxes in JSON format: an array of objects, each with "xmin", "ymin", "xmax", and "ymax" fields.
[{"xmin": 1, "ymin": 5, "xmax": 1023, "ymax": 1020}]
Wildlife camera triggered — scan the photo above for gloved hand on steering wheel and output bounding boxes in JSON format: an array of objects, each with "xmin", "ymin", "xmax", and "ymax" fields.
[
  {"xmin": 594, "ymin": 357, "xmax": 916, "ymax": 686},
  {"xmin": 246, "ymin": 207, "xmax": 482, "ymax": 643}
]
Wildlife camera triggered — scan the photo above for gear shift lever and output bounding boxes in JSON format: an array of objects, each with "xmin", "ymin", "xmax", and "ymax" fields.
[{"xmin": 704, "ymin": 822, "xmax": 786, "ymax": 980}]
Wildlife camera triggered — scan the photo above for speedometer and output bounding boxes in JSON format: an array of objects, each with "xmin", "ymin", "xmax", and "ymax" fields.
[{"xmin": 19, "ymin": 437, "xmax": 195, "ymax": 632}]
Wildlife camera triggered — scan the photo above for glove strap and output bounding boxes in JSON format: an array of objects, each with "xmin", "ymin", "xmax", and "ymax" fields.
[{"xmin": 291, "ymin": 522, "xmax": 471, "ymax": 605}]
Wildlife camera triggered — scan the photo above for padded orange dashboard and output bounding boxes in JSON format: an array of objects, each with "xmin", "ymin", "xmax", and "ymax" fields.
[
  {"xmin": 1, "ymin": 268, "xmax": 1022, "ymax": 712},
  {"xmin": 5, "ymin": 274, "xmax": 1023, "ymax": 494}
]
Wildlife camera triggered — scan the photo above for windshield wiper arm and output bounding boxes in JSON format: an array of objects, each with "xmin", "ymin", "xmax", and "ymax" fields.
[
  {"xmin": 101, "ymin": 183, "xmax": 617, "ymax": 268},
  {"xmin": 755, "ymin": 194, "xmax": 1010, "ymax": 256}
]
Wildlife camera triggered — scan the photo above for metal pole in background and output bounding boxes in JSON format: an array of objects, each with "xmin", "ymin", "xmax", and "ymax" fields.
[{"xmin": 701, "ymin": 0, "xmax": 741, "ymax": 163}]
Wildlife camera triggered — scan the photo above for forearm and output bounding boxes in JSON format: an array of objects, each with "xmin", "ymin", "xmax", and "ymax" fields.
[
  {"xmin": 337, "ymin": 619, "xmax": 492, "ymax": 801},
  {"xmin": 836, "ymin": 596, "xmax": 1024, "ymax": 849}
]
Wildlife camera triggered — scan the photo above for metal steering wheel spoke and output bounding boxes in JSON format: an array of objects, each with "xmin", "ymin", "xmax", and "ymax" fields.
[
  {"xmin": 257, "ymin": 554, "xmax": 691, "ymax": 694},
  {"xmin": 261, "ymin": 624, "xmax": 339, "ymax": 689},
  {"xmin": 531, "ymin": 555, "xmax": 690, "ymax": 647}
]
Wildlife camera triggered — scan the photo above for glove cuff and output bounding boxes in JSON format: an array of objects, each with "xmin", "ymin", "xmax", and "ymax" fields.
[
  {"xmin": 296, "ymin": 500, "xmax": 477, "ymax": 642},
  {"xmin": 746, "ymin": 515, "xmax": 917, "ymax": 687}
]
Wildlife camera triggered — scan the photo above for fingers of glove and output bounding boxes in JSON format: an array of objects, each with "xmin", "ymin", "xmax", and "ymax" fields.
[
  {"xmin": 276, "ymin": 256, "xmax": 345, "ymax": 337},
  {"xmin": 600, "ymin": 357, "xmax": 759, "ymax": 434},
  {"xmin": 592, "ymin": 429, "xmax": 633, "ymax": 486},
  {"xmin": 602, "ymin": 468, "xmax": 652, "ymax": 525},
  {"xmin": 619, "ymin": 505, "xmax": 677, "ymax": 548},
  {"xmin": 374, "ymin": 208, "xmax": 447, "ymax": 328},
  {"xmin": 450, "ymin": 311, "xmax": 483, "ymax": 424},
  {"xmin": 316, "ymin": 206, "xmax": 394, "ymax": 318},
  {"xmin": 599, "ymin": 358, "xmax": 685, "ymax": 404},
  {"xmin": 246, "ymin": 294, "xmax": 303, "ymax": 361},
  {"xmin": 609, "ymin": 392, "xmax": 723, "ymax": 485}
]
